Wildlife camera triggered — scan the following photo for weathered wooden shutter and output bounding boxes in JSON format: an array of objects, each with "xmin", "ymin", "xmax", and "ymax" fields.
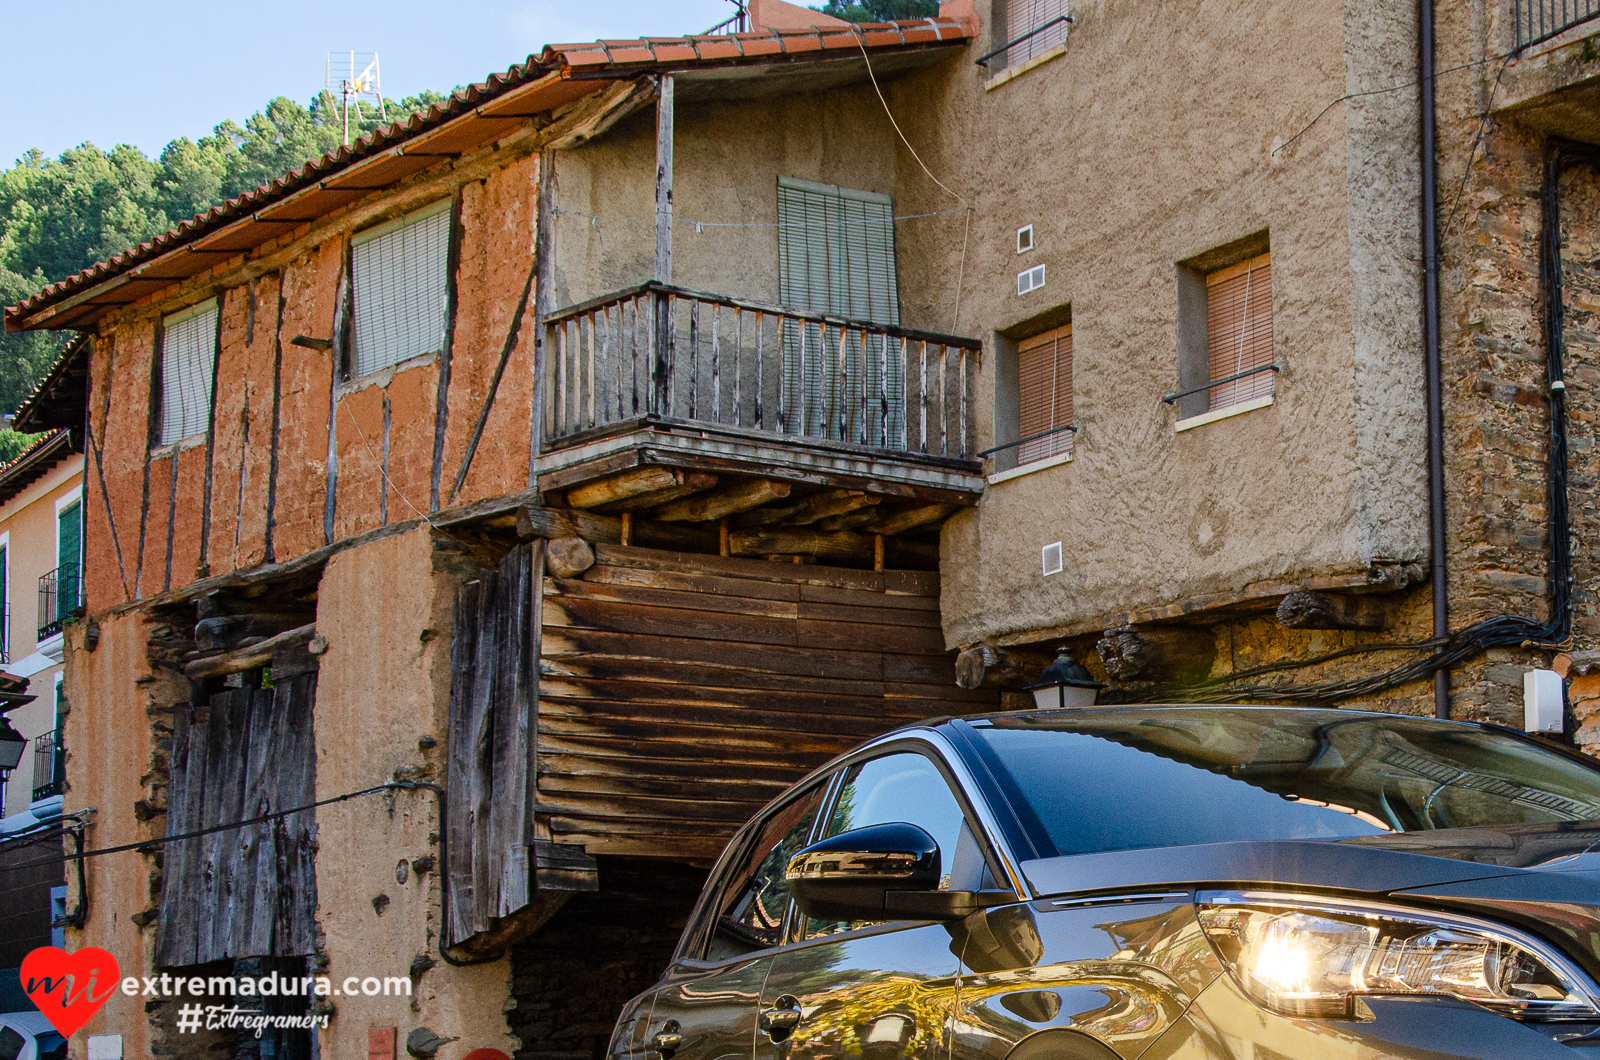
[
  {"xmin": 155, "ymin": 669, "xmax": 319, "ymax": 966},
  {"xmin": 1004, "ymin": 0, "xmax": 1072, "ymax": 69},
  {"xmin": 57, "ymin": 501, "xmax": 80, "ymax": 617},
  {"xmin": 1017, "ymin": 324, "xmax": 1073, "ymax": 464},
  {"xmin": 776, "ymin": 178, "xmax": 903, "ymax": 445},
  {"xmin": 159, "ymin": 300, "xmax": 218, "ymax": 445},
  {"xmin": 351, "ymin": 199, "xmax": 451, "ymax": 378},
  {"xmin": 1205, "ymin": 252, "xmax": 1274, "ymax": 410}
]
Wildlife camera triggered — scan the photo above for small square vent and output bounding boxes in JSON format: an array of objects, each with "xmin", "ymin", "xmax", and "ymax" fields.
[
  {"xmin": 1017, "ymin": 263, "xmax": 1046, "ymax": 296},
  {"xmin": 1042, "ymin": 541, "xmax": 1063, "ymax": 576},
  {"xmin": 1017, "ymin": 224, "xmax": 1035, "ymax": 254}
]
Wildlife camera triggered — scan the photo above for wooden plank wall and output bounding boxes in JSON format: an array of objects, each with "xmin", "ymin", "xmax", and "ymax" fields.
[
  {"xmin": 155, "ymin": 672, "xmax": 318, "ymax": 967},
  {"xmin": 445, "ymin": 542, "xmax": 539, "ymax": 945},
  {"xmin": 538, "ymin": 545, "xmax": 1001, "ymax": 861}
]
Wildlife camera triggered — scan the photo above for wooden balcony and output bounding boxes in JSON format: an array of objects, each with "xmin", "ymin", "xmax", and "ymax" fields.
[{"xmin": 535, "ymin": 283, "xmax": 984, "ymax": 567}]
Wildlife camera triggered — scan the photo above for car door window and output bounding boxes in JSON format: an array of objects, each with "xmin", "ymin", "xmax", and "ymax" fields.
[
  {"xmin": 804, "ymin": 750, "xmax": 974, "ymax": 939},
  {"xmin": 705, "ymin": 781, "xmax": 830, "ymax": 961}
]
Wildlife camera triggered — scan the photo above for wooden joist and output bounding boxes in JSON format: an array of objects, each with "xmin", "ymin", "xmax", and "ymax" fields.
[
  {"xmin": 565, "ymin": 467, "xmax": 684, "ymax": 509},
  {"xmin": 862, "ymin": 503, "xmax": 958, "ymax": 536},
  {"xmin": 814, "ymin": 508, "xmax": 884, "ymax": 532},
  {"xmin": 1095, "ymin": 625, "xmax": 1216, "ymax": 683},
  {"xmin": 514, "ymin": 504, "xmax": 711, "ymax": 551},
  {"xmin": 652, "ymin": 479, "xmax": 792, "ymax": 522},
  {"xmin": 738, "ymin": 489, "xmax": 882, "ymax": 529},
  {"xmin": 193, "ymin": 611, "xmax": 315, "ymax": 651},
  {"xmin": 1276, "ymin": 590, "xmax": 1391, "ymax": 631},
  {"xmin": 954, "ymin": 645, "xmax": 1053, "ymax": 690},
  {"xmin": 183, "ymin": 623, "xmax": 317, "ymax": 679},
  {"xmin": 595, "ymin": 472, "xmax": 718, "ymax": 513},
  {"xmin": 729, "ymin": 526, "xmax": 874, "ymax": 563}
]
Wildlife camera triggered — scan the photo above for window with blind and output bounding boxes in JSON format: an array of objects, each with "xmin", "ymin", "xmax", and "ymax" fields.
[
  {"xmin": 1017, "ymin": 324, "xmax": 1073, "ymax": 465},
  {"xmin": 1204, "ymin": 252, "xmax": 1274, "ymax": 411},
  {"xmin": 776, "ymin": 177, "xmax": 904, "ymax": 445},
  {"xmin": 159, "ymin": 300, "xmax": 218, "ymax": 446},
  {"xmin": 351, "ymin": 199, "xmax": 451, "ymax": 378},
  {"xmin": 1002, "ymin": 0, "xmax": 1072, "ymax": 70}
]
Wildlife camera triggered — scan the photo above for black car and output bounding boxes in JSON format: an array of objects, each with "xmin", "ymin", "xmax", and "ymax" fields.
[{"xmin": 607, "ymin": 706, "xmax": 1600, "ymax": 1060}]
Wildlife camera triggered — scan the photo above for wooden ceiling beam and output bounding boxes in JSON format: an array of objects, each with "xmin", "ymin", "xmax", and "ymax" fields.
[
  {"xmin": 595, "ymin": 472, "xmax": 718, "ymax": 513},
  {"xmin": 861, "ymin": 503, "xmax": 958, "ymax": 536},
  {"xmin": 652, "ymin": 479, "xmax": 791, "ymax": 522},
  {"xmin": 565, "ymin": 467, "xmax": 686, "ymax": 508}
]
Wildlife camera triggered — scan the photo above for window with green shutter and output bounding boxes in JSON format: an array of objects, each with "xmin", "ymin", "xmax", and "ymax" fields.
[
  {"xmin": 351, "ymin": 199, "xmax": 452, "ymax": 378},
  {"xmin": 776, "ymin": 177, "xmax": 903, "ymax": 445},
  {"xmin": 57, "ymin": 501, "xmax": 80, "ymax": 619}
]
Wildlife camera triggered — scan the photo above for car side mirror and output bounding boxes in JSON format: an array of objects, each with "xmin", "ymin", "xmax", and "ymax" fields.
[{"xmin": 785, "ymin": 823, "xmax": 942, "ymax": 923}]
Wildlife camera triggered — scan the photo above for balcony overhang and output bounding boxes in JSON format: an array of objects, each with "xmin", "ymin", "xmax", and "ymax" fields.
[{"xmin": 1496, "ymin": 25, "xmax": 1600, "ymax": 144}]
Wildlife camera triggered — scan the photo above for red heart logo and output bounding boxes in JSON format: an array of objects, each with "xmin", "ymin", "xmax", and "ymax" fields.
[{"xmin": 20, "ymin": 946, "xmax": 120, "ymax": 1038}]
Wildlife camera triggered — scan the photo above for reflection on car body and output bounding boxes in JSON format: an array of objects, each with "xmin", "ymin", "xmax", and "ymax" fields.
[{"xmin": 607, "ymin": 706, "xmax": 1600, "ymax": 1060}]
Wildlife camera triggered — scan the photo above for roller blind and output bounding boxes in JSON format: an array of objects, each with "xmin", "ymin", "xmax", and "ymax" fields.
[
  {"xmin": 1017, "ymin": 324, "xmax": 1073, "ymax": 464},
  {"xmin": 352, "ymin": 199, "xmax": 451, "ymax": 378},
  {"xmin": 1205, "ymin": 252, "xmax": 1274, "ymax": 410},
  {"xmin": 776, "ymin": 177, "xmax": 903, "ymax": 445},
  {"xmin": 1004, "ymin": 0, "xmax": 1071, "ymax": 69},
  {"xmin": 160, "ymin": 300, "xmax": 218, "ymax": 446}
]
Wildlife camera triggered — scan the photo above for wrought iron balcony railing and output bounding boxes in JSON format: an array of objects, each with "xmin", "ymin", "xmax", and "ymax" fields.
[
  {"xmin": 32, "ymin": 727, "xmax": 63, "ymax": 802},
  {"xmin": 542, "ymin": 282, "xmax": 980, "ymax": 460},
  {"xmin": 1516, "ymin": 0, "xmax": 1600, "ymax": 47},
  {"xmin": 38, "ymin": 565, "xmax": 78, "ymax": 641}
]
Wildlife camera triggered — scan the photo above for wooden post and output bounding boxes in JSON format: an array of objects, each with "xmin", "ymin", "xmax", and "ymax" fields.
[
  {"xmin": 654, "ymin": 74, "xmax": 674, "ymax": 284},
  {"xmin": 720, "ymin": 517, "xmax": 731, "ymax": 557},
  {"xmin": 620, "ymin": 512, "xmax": 633, "ymax": 546},
  {"xmin": 873, "ymin": 534, "xmax": 885, "ymax": 572}
]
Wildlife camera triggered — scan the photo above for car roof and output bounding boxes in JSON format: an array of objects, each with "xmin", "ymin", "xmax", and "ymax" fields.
[{"xmin": 905, "ymin": 702, "xmax": 1485, "ymax": 732}]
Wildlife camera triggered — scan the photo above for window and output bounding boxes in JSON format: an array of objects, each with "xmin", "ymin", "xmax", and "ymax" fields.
[
  {"xmin": 704, "ymin": 781, "xmax": 829, "ymax": 961},
  {"xmin": 158, "ymin": 300, "xmax": 218, "ymax": 445},
  {"xmin": 1204, "ymin": 252, "xmax": 1274, "ymax": 411},
  {"xmin": 1016, "ymin": 324, "xmax": 1073, "ymax": 465},
  {"xmin": 1016, "ymin": 263, "xmax": 1045, "ymax": 296},
  {"xmin": 351, "ymin": 200, "xmax": 452, "ymax": 378},
  {"xmin": 56, "ymin": 498, "xmax": 80, "ymax": 620},
  {"xmin": 1000, "ymin": 0, "xmax": 1072, "ymax": 71},
  {"xmin": 777, "ymin": 177, "xmax": 903, "ymax": 445},
  {"xmin": 803, "ymin": 750, "xmax": 977, "ymax": 939}
]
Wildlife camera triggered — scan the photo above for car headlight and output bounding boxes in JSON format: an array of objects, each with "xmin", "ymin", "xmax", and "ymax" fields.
[{"xmin": 1196, "ymin": 891, "xmax": 1600, "ymax": 1020}]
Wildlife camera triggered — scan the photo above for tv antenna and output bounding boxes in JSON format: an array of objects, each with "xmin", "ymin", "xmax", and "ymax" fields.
[{"xmin": 325, "ymin": 51, "xmax": 385, "ymax": 146}]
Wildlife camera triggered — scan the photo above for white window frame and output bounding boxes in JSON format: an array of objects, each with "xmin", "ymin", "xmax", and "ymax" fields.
[
  {"xmin": 350, "ymin": 198, "xmax": 453, "ymax": 380},
  {"xmin": 987, "ymin": 0, "xmax": 1073, "ymax": 88},
  {"xmin": 158, "ymin": 299, "xmax": 218, "ymax": 447}
]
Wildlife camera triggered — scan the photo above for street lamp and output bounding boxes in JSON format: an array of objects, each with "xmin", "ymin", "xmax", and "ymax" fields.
[
  {"xmin": 0, "ymin": 713, "xmax": 26, "ymax": 772},
  {"xmin": 1027, "ymin": 647, "xmax": 1104, "ymax": 710}
]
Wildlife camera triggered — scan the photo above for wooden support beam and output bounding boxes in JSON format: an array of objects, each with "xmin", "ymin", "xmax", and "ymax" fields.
[
  {"xmin": 546, "ymin": 537, "xmax": 597, "ymax": 579},
  {"xmin": 1095, "ymin": 626, "xmax": 1215, "ymax": 683},
  {"xmin": 729, "ymin": 527, "xmax": 873, "ymax": 562},
  {"xmin": 653, "ymin": 479, "xmax": 792, "ymax": 522},
  {"xmin": 596, "ymin": 472, "xmax": 717, "ymax": 513},
  {"xmin": 814, "ymin": 508, "xmax": 884, "ymax": 532},
  {"xmin": 1276, "ymin": 591, "xmax": 1391, "ymax": 631},
  {"xmin": 517, "ymin": 505, "xmax": 622, "ymax": 544},
  {"xmin": 566, "ymin": 468, "xmax": 684, "ymax": 509},
  {"xmin": 183, "ymin": 624, "xmax": 316, "ymax": 679},
  {"xmin": 955, "ymin": 645, "xmax": 1054, "ymax": 691},
  {"xmin": 654, "ymin": 73, "xmax": 674, "ymax": 284},
  {"xmin": 193, "ymin": 612, "xmax": 316, "ymax": 652},
  {"xmin": 739, "ymin": 489, "xmax": 881, "ymax": 529},
  {"xmin": 861, "ymin": 503, "xmax": 958, "ymax": 537}
]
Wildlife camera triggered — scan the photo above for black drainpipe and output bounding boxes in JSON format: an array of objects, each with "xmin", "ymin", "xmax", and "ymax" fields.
[{"xmin": 1420, "ymin": 0, "xmax": 1450, "ymax": 719}]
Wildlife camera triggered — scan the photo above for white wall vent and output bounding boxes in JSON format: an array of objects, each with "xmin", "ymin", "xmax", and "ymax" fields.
[
  {"xmin": 1017, "ymin": 224, "xmax": 1035, "ymax": 254},
  {"xmin": 1525, "ymin": 669, "xmax": 1564, "ymax": 733},
  {"xmin": 1017, "ymin": 263, "xmax": 1046, "ymax": 296},
  {"xmin": 1042, "ymin": 541, "xmax": 1063, "ymax": 576}
]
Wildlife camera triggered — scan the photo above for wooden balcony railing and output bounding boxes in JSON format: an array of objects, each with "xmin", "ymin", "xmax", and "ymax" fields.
[{"xmin": 542, "ymin": 282, "xmax": 981, "ymax": 460}]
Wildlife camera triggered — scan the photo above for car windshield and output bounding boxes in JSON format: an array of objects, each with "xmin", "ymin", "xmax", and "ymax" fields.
[{"xmin": 968, "ymin": 708, "xmax": 1600, "ymax": 858}]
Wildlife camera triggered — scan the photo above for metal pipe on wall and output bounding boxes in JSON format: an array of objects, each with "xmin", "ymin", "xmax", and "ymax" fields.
[{"xmin": 1419, "ymin": 0, "xmax": 1450, "ymax": 718}]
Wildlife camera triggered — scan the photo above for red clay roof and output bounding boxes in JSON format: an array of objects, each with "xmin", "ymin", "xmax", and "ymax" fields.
[{"xmin": 4, "ymin": 16, "xmax": 974, "ymax": 334}]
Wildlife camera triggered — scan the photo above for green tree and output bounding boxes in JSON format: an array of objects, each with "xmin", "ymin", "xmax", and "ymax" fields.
[
  {"xmin": 0, "ymin": 88, "xmax": 448, "ymax": 419},
  {"xmin": 812, "ymin": 0, "xmax": 940, "ymax": 21}
]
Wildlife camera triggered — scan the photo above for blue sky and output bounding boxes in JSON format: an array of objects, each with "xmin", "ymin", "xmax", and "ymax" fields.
[{"xmin": 0, "ymin": 0, "xmax": 741, "ymax": 166}]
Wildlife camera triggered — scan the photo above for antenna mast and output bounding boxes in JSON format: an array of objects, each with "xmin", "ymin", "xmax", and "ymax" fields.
[{"xmin": 325, "ymin": 51, "xmax": 385, "ymax": 146}]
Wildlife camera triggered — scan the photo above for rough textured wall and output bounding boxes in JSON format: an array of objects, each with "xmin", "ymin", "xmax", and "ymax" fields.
[
  {"xmin": 311, "ymin": 527, "xmax": 515, "ymax": 1059},
  {"xmin": 207, "ymin": 278, "xmax": 279, "ymax": 576},
  {"xmin": 64, "ymin": 614, "xmax": 163, "ymax": 1058},
  {"xmin": 892, "ymin": 0, "xmax": 1427, "ymax": 648},
  {"xmin": 440, "ymin": 154, "xmax": 540, "ymax": 506},
  {"xmin": 94, "ymin": 327, "xmax": 155, "ymax": 607},
  {"xmin": 272, "ymin": 245, "xmax": 343, "ymax": 562},
  {"xmin": 553, "ymin": 89, "xmax": 898, "ymax": 311}
]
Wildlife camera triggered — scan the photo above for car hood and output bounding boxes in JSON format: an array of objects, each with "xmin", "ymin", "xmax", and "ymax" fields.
[{"xmin": 1020, "ymin": 822, "xmax": 1600, "ymax": 899}]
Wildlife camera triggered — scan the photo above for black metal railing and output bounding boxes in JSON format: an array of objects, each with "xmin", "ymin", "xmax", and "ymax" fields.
[
  {"xmin": 979, "ymin": 422, "xmax": 1077, "ymax": 472},
  {"xmin": 32, "ymin": 728, "xmax": 63, "ymax": 802},
  {"xmin": 38, "ymin": 566, "xmax": 78, "ymax": 641},
  {"xmin": 1516, "ymin": 0, "xmax": 1600, "ymax": 48},
  {"xmin": 543, "ymin": 282, "xmax": 981, "ymax": 459},
  {"xmin": 0, "ymin": 605, "xmax": 10, "ymax": 665}
]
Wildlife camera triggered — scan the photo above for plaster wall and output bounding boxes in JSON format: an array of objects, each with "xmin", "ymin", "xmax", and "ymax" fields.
[
  {"xmin": 878, "ymin": 0, "xmax": 1429, "ymax": 647},
  {"xmin": 0, "ymin": 457, "xmax": 82, "ymax": 817},
  {"xmin": 552, "ymin": 88, "xmax": 899, "ymax": 311},
  {"xmin": 311, "ymin": 527, "xmax": 515, "ymax": 1060}
]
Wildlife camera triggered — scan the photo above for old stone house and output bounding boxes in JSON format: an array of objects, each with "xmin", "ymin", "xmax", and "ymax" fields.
[{"xmin": 4, "ymin": 0, "xmax": 1600, "ymax": 1056}]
